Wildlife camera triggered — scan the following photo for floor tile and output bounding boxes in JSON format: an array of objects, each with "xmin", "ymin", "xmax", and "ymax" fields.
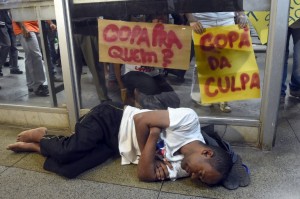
[
  {"xmin": 0, "ymin": 167, "xmax": 160, "ymax": 199},
  {"xmin": 0, "ymin": 126, "xmax": 28, "ymax": 166},
  {"xmin": 80, "ymin": 157, "xmax": 163, "ymax": 190},
  {"xmin": 0, "ymin": 166, "xmax": 7, "ymax": 173}
]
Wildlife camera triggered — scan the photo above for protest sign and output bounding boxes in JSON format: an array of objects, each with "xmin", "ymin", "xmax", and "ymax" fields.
[
  {"xmin": 193, "ymin": 25, "xmax": 261, "ymax": 103},
  {"xmin": 246, "ymin": 0, "xmax": 300, "ymax": 44},
  {"xmin": 98, "ymin": 19, "xmax": 192, "ymax": 69}
]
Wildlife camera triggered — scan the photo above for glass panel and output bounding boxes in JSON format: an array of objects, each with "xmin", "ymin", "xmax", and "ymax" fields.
[
  {"xmin": 70, "ymin": 1, "xmax": 268, "ymax": 123},
  {"xmin": 0, "ymin": 1, "xmax": 66, "ymax": 107}
]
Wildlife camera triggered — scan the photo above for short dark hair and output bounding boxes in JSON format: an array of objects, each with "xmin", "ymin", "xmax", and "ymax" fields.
[{"xmin": 208, "ymin": 145, "xmax": 233, "ymax": 184}]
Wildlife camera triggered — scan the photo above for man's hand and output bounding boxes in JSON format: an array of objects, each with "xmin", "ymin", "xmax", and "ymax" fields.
[
  {"xmin": 49, "ymin": 23, "xmax": 57, "ymax": 31},
  {"xmin": 46, "ymin": 20, "xmax": 57, "ymax": 31},
  {"xmin": 190, "ymin": 21, "xmax": 205, "ymax": 34},
  {"xmin": 22, "ymin": 28, "xmax": 30, "ymax": 38},
  {"xmin": 154, "ymin": 160, "xmax": 169, "ymax": 180},
  {"xmin": 17, "ymin": 22, "xmax": 30, "ymax": 38},
  {"xmin": 154, "ymin": 156, "xmax": 174, "ymax": 181},
  {"xmin": 236, "ymin": 12, "xmax": 248, "ymax": 29}
]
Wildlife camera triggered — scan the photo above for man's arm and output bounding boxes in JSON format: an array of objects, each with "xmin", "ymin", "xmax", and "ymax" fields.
[
  {"xmin": 113, "ymin": 63, "xmax": 127, "ymax": 102},
  {"xmin": 133, "ymin": 110, "xmax": 170, "ymax": 181}
]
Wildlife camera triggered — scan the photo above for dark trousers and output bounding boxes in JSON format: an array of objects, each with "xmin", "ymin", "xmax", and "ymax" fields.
[
  {"xmin": 122, "ymin": 71, "xmax": 173, "ymax": 96},
  {"xmin": 122, "ymin": 71, "xmax": 180, "ymax": 109},
  {"xmin": 40, "ymin": 102, "xmax": 124, "ymax": 178}
]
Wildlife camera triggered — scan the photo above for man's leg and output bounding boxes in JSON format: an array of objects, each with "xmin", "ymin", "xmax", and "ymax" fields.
[
  {"xmin": 135, "ymin": 89, "xmax": 180, "ymax": 110},
  {"xmin": 39, "ymin": 103, "xmax": 123, "ymax": 164},
  {"xmin": 18, "ymin": 32, "xmax": 47, "ymax": 95},
  {"xmin": 81, "ymin": 35, "xmax": 109, "ymax": 101},
  {"xmin": 289, "ymin": 28, "xmax": 300, "ymax": 97},
  {"xmin": 7, "ymin": 142, "xmax": 41, "ymax": 153},
  {"xmin": 7, "ymin": 27, "xmax": 22, "ymax": 74},
  {"xmin": 122, "ymin": 71, "xmax": 161, "ymax": 96},
  {"xmin": 18, "ymin": 34, "xmax": 33, "ymax": 89},
  {"xmin": 281, "ymin": 28, "xmax": 292, "ymax": 97},
  {"xmin": 43, "ymin": 143, "xmax": 114, "ymax": 178},
  {"xmin": 0, "ymin": 25, "xmax": 10, "ymax": 76},
  {"xmin": 134, "ymin": 75, "xmax": 180, "ymax": 109},
  {"xmin": 27, "ymin": 32, "xmax": 47, "ymax": 91},
  {"xmin": 73, "ymin": 34, "xmax": 84, "ymax": 107},
  {"xmin": 6, "ymin": 127, "xmax": 47, "ymax": 152}
]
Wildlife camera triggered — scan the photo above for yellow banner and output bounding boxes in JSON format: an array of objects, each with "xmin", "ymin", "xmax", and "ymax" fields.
[
  {"xmin": 246, "ymin": 0, "xmax": 300, "ymax": 44},
  {"xmin": 193, "ymin": 25, "xmax": 261, "ymax": 103},
  {"xmin": 98, "ymin": 19, "xmax": 192, "ymax": 70}
]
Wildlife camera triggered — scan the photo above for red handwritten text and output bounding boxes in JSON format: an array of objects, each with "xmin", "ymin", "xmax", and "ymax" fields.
[
  {"xmin": 108, "ymin": 46, "xmax": 158, "ymax": 64},
  {"xmin": 200, "ymin": 28, "xmax": 250, "ymax": 52},
  {"xmin": 103, "ymin": 23, "xmax": 184, "ymax": 67},
  {"xmin": 208, "ymin": 56, "xmax": 231, "ymax": 70},
  {"xmin": 204, "ymin": 72, "xmax": 260, "ymax": 97}
]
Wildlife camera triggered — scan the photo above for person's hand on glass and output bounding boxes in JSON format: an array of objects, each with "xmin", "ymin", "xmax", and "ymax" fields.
[
  {"xmin": 190, "ymin": 21, "xmax": 205, "ymax": 34},
  {"xmin": 236, "ymin": 12, "xmax": 248, "ymax": 29}
]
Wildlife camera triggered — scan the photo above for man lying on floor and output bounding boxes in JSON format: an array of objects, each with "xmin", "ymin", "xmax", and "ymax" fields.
[{"xmin": 7, "ymin": 101, "xmax": 250, "ymax": 189}]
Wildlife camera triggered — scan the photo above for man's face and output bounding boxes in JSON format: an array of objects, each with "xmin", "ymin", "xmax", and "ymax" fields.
[{"xmin": 184, "ymin": 152, "xmax": 222, "ymax": 185}]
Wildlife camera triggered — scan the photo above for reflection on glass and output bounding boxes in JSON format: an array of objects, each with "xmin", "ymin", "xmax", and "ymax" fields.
[
  {"xmin": 73, "ymin": 9, "xmax": 261, "ymax": 121},
  {"xmin": 0, "ymin": 1, "xmax": 263, "ymax": 121},
  {"xmin": 0, "ymin": 5, "xmax": 65, "ymax": 107}
]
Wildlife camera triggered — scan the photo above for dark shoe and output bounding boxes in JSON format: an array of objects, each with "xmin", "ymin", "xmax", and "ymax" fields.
[
  {"xmin": 18, "ymin": 56, "xmax": 24, "ymax": 60},
  {"xmin": 4, "ymin": 62, "xmax": 10, "ymax": 67},
  {"xmin": 34, "ymin": 85, "xmax": 49, "ymax": 97},
  {"xmin": 28, "ymin": 88, "xmax": 34, "ymax": 92},
  {"xmin": 290, "ymin": 89, "xmax": 300, "ymax": 98},
  {"xmin": 10, "ymin": 69, "xmax": 23, "ymax": 75}
]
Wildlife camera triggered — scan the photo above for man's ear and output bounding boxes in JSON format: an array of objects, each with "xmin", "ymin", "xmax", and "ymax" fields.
[{"xmin": 201, "ymin": 149, "xmax": 214, "ymax": 157}]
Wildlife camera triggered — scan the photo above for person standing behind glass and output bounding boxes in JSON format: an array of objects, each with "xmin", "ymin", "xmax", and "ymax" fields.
[
  {"xmin": 0, "ymin": 9, "xmax": 23, "ymax": 77},
  {"xmin": 12, "ymin": 21, "xmax": 49, "ymax": 96},
  {"xmin": 186, "ymin": 12, "xmax": 248, "ymax": 113},
  {"xmin": 280, "ymin": 19, "xmax": 300, "ymax": 103},
  {"xmin": 44, "ymin": 20, "xmax": 63, "ymax": 82},
  {"xmin": 72, "ymin": 17, "xmax": 110, "ymax": 107}
]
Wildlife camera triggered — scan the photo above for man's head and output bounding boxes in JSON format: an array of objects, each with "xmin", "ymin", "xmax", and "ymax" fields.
[{"xmin": 182, "ymin": 145, "xmax": 232, "ymax": 185}]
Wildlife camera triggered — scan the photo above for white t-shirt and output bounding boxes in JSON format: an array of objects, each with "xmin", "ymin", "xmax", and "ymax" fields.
[
  {"xmin": 118, "ymin": 105, "xmax": 151, "ymax": 165},
  {"xmin": 118, "ymin": 106, "xmax": 205, "ymax": 180},
  {"xmin": 192, "ymin": 12, "xmax": 235, "ymax": 28},
  {"xmin": 161, "ymin": 107, "xmax": 205, "ymax": 162},
  {"xmin": 124, "ymin": 64, "xmax": 160, "ymax": 77}
]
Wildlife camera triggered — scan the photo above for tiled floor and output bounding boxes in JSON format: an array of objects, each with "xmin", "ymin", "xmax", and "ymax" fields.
[
  {"xmin": 1, "ymin": 106, "xmax": 300, "ymax": 199},
  {"xmin": 0, "ymin": 103, "xmax": 299, "ymax": 197}
]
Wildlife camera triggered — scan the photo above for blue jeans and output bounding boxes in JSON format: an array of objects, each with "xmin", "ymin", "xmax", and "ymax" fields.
[
  {"xmin": 17, "ymin": 32, "xmax": 46, "ymax": 91},
  {"xmin": 281, "ymin": 27, "xmax": 300, "ymax": 96}
]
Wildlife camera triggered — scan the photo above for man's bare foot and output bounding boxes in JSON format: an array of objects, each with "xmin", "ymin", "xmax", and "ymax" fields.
[
  {"xmin": 17, "ymin": 127, "xmax": 47, "ymax": 143},
  {"xmin": 7, "ymin": 142, "xmax": 41, "ymax": 153}
]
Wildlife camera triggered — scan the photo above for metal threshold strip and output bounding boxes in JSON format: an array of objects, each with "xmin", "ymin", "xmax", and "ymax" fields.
[{"xmin": 199, "ymin": 116, "xmax": 260, "ymax": 127}]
